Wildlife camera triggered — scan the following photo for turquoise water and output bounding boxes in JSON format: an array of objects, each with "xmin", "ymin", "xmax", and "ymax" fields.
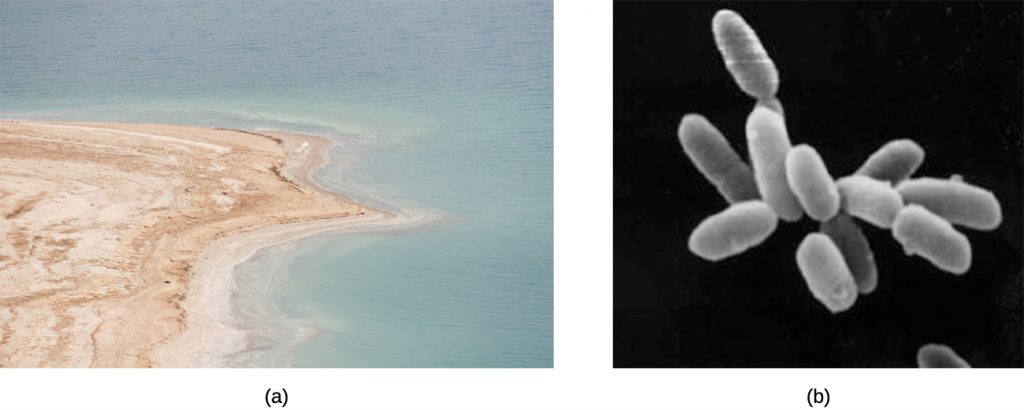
[{"xmin": 1, "ymin": 0, "xmax": 552, "ymax": 367}]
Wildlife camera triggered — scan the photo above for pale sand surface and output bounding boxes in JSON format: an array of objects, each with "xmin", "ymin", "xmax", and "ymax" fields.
[{"xmin": 0, "ymin": 120, "xmax": 407, "ymax": 367}]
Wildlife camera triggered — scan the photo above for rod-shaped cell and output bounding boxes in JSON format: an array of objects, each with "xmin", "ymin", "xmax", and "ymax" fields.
[
  {"xmin": 678, "ymin": 114, "xmax": 761, "ymax": 204},
  {"xmin": 891, "ymin": 205, "xmax": 972, "ymax": 275},
  {"xmin": 795, "ymin": 233, "xmax": 858, "ymax": 313},
  {"xmin": 712, "ymin": 9, "xmax": 779, "ymax": 100},
  {"xmin": 855, "ymin": 139, "xmax": 925, "ymax": 185},
  {"xmin": 746, "ymin": 106, "xmax": 803, "ymax": 222},
  {"xmin": 688, "ymin": 200, "xmax": 778, "ymax": 262},
  {"xmin": 785, "ymin": 144, "xmax": 840, "ymax": 222},
  {"xmin": 820, "ymin": 213, "xmax": 878, "ymax": 295},
  {"xmin": 897, "ymin": 177, "xmax": 1002, "ymax": 231},
  {"xmin": 835, "ymin": 175, "xmax": 904, "ymax": 229},
  {"xmin": 917, "ymin": 344, "xmax": 971, "ymax": 368}
]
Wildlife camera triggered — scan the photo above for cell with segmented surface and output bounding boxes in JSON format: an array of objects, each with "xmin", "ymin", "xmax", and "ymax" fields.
[
  {"xmin": 897, "ymin": 177, "xmax": 1002, "ymax": 231},
  {"xmin": 712, "ymin": 9, "xmax": 779, "ymax": 100},
  {"xmin": 835, "ymin": 175, "xmax": 904, "ymax": 229},
  {"xmin": 820, "ymin": 213, "xmax": 878, "ymax": 295},
  {"xmin": 855, "ymin": 139, "xmax": 925, "ymax": 185},
  {"xmin": 891, "ymin": 205, "xmax": 972, "ymax": 275},
  {"xmin": 746, "ymin": 106, "xmax": 803, "ymax": 222},
  {"xmin": 785, "ymin": 144, "xmax": 840, "ymax": 222},
  {"xmin": 678, "ymin": 114, "xmax": 761, "ymax": 204},
  {"xmin": 795, "ymin": 233, "xmax": 858, "ymax": 313},
  {"xmin": 688, "ymin": 200, "xmax": 778, "ymax": 262}
]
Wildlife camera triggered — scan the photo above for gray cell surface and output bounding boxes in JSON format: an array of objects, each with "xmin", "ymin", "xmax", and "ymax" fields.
[
  {"xmin": 712, "ymin": 9, "xmax": 779, "ymax": 100},
  {"xmin": 746, "ymin": 106, "xmax": 803, "ymax": 222},
  {"xmin": 835, "ymin": 175, "xmax": 904, "ymax": 229},
  {"xmin": 891, "ymin": 205, "xmax": 972, "ymax": 275},
  {"xmin": 897, "ymin": 177, "xmax": 1003, "ymax": 231},
  {"xmin": 678, "ymin": 114, "xmax": 761, "ymax": 204},
  {"xmin": 795, "ymin": 233, "xmax": 858, "ymax": 313},
  {"xmin": 820, "ymin": 213, "xmax": 878, "ymax": 295},
  {"xmin": 916, "ymin": 343, "xmax": 971, "ymax": 368},
  {"xmin": 855, "ymin": 139, "xmax": 925, "ymax": 185},
  {"xmin": 785, "ymin": 144, "xmax": 840, "ymax": 222},
  {"xmin": 688, "ymin": 200, "xmax": 779, "ymax": 261}
]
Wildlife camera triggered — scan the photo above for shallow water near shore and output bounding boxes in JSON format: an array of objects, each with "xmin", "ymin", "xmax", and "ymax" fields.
[{"xmin": 1, "ymin": 0, "xmax": 552, "ymax": 367}]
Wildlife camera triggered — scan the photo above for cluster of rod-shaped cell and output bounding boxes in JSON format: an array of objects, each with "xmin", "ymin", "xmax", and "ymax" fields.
[{"xmin": 680, "ymin": 10, "xmax": 1004, "ymax": 318}]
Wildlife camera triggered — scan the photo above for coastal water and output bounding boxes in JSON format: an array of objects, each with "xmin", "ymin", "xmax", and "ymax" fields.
[{"xmin": 1, "ymin": 0, "xmax": 552, "ymax": 367}]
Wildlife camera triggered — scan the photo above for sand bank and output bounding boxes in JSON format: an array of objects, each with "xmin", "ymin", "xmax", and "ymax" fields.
[{"xmin": 0, "ymin": 120, "xmax": 402, "ymax": 367}]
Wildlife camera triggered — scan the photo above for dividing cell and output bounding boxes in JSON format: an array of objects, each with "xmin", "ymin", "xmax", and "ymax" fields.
[{"xmin": 756, "ymin": 97, "xmax": 784, "ymax": 116}]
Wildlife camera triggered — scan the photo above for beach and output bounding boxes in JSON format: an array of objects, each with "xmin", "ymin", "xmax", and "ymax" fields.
[{"xmin": 0, "ymin": 120, "xmax": 392, "ymax": 367}]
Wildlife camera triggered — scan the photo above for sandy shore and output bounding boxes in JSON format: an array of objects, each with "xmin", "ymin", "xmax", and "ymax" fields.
[{"xmin": 0, "ymin": 120, "xmax": 406, "ymax": 367}]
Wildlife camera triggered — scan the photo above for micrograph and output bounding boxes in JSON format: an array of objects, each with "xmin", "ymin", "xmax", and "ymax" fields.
[{"xmin": 614, "ymin": 1, "xmax": 1022, "ymax": 367}]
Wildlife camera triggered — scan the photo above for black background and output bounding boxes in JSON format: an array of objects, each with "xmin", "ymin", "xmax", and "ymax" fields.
[{"xmin": 614, "ymin": 1, "xmax": 1023, "ymax": 367}]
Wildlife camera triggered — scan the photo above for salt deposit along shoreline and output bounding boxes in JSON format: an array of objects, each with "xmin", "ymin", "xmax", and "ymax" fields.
[{"xmin": 0, "ymin": 120, "xmax": 428, "ymax": 367}]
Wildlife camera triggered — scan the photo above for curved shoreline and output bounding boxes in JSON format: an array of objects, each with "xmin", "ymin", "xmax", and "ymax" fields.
[
  {"xmin": 0, "ymin": 120, "xmax": 429, "ymax": 367},
  {"xmin": 151, "ymin": 210, "xmax": 428, "ymax": 367},
  {"xmin": 152, "ymin": 130, "xmax": 433, "ymax": 366}
]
